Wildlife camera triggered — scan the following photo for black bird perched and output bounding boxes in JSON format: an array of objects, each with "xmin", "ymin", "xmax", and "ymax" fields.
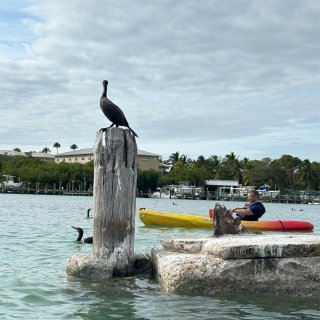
[
  {"xmin": 72, "ymin": 226, "xmax": 93, "ymax": 244},
  {"xmin": 100, "ymin": 80, "xmax": 138, "ymax": 137}
]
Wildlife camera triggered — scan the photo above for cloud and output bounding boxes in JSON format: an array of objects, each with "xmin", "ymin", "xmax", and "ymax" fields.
[{"xmin": 0, "ymin": 0, "xmax": 319, "ymax": 160}]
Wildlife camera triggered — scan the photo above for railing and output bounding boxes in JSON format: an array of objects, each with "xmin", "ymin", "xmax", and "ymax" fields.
[
  {"xmin": 0, "ymin": 186, "xmax": 93, "ymax": 196},
  {"xmin": 204, "ymin": 192, "xmax": 320, "ymax": 204},
  {"xmin": 1, "ymin": 187, "xmax": 319, "ymax": 204}
]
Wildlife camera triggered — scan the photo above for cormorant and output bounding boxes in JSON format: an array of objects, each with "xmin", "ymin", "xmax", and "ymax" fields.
[
  {"xmin": 100, "ymin": 80, "xmax": 138, "ymax": 137},
  {"xmin": 86, "ymin": 208, "xmax": 92, "ymax": 218},
  {"xmin": 72, "ymin": 226, "xmax": 93, "ymax": 244}
]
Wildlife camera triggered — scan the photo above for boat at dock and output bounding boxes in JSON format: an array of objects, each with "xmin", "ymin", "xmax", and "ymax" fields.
[
  {"xmin": 174, "ymin": 184, "xmax": 202, "ymax": 199},
  {"xmin": 150, "ymin": 184, "xmax": 202, "ymax": 199},
  {"xmin": 138, "ymin": 209, "xmax": 314, "ymax": 232},
  {"xmin": 1, "ymin": 175, "xmax": 22, "ymax": 191},
  {"xmin": 150, "ymin": 186, "xmax": 172, "ymax": 199},
  {"xmin": 218, "ymin": 184, "xmax": 280, "ymax": 199},
  {"xmin": 258, "ymin": 184, "xmax": 280, "ymax": 198}
]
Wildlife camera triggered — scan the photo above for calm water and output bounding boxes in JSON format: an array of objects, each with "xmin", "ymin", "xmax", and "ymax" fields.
[{"xmin": 0, "ymin": 194, "xmax": 319, "ymax": 319}]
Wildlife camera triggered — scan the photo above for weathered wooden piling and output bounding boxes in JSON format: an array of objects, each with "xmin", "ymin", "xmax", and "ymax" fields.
[
  {"xmin": 93, "ymin": 127, "xmax": 137, "ymax": 276},
  {"xmin": 66, "ymin": 127, "xmax": 138, "ymax": 279},
  {"xmin": 213, "ymin": 203, "xmax": 248, "ymax": 236}
]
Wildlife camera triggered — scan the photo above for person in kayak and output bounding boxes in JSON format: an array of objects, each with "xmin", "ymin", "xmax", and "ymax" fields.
[{"xmin": 231, "ymin": 190, "xmax": 266, "ymax": 221}]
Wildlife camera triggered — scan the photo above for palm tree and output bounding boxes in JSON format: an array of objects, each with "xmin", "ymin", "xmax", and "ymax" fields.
[
  {"xmin": 179, "ymin": 154, "xmax": 192, "ymax": 167},
  {"xmin": 206, "ymin": 155, "xmax": 221, "ymax": 178},
  {"xmin": 53, "ymin": 142, "xmax": 61, "ymax": 154},
  {"xmin": 277, "ymin": 155, "xmax": 301, "ymax": 188},
  {"xmin": 297, "ymin": 159, "xmax": 314, "ymax": 190},
  {"xmin": 168, "ymin": 152, "xmax": 180, "ymax": 165},
  {"xmin": 196, "ymin": 155, "xmax": 206, "ymax": 166},
  {"xmin": 42, "ymin": 147, "xmax": 51, "ymax": 153},
  {"xmin": 219, "ymin": 152, "xmax": 242, "ymax": 181},
  {"xmin": 70, "ymin": 144, "xmax": 78, "ymax": 151}
]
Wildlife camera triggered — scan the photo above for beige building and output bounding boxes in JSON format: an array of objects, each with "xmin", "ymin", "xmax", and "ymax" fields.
[
  {"xmin": 55, "ymin": 148, "xmax": 93, "ymax": 164},
  {"xmin": 55, "ymin": 148, "xmax": 162, "ymax": 172},
  {"xmin": 137, "ymin": 150, "xmax": 161, "ymax": 171}
]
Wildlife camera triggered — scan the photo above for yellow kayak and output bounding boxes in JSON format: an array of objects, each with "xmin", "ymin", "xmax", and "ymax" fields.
[
  {"xmin": 138, "ymin": 209, "xmax": 314, "ymax": 232},
  {"xmin": 139, "ymin": 208, "xmax": 212, "ymax": 228}
]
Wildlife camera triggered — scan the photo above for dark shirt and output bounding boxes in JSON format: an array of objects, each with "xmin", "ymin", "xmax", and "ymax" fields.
[{"xmin": 241, "ymin": 201, "xmax": 266, "ymax": 221}]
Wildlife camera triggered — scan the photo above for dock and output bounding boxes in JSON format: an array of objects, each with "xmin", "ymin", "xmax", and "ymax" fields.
[{"xmin": 1, "ymin": 186, "xmax": 319, "ymax": 204}]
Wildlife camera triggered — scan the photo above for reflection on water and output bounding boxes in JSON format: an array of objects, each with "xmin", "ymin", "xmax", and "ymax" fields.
[
  {"xmin": 0, "ymin": 194, "xmax": 319, "ymax": 319},
  {"xmin": 65, "ymin": 277, "xmax": 320, "ymax": 320}
]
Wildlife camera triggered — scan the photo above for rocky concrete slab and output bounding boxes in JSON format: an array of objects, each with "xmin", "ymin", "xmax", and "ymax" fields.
[
  {"xmin": 161, "ymin": 234, "xmax": 320, "ymax": 259},
  {"xmin": 160, "ymin": 238, "xmax": 207, "ymax": 254},
  {"xmin": 203, "ymin": 234, "xmax": 320, "ymax": 259},
  {"xmin": 151, "ymin": 246, "xmax": 320, "ymax": 297}
]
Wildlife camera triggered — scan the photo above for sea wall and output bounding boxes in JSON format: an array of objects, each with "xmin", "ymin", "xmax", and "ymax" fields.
[{"xmin": 151, "ymin": 234, "xmax": 320, "ymax": 297}]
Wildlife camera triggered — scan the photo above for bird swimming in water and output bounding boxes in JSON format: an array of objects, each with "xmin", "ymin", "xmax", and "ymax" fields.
[
  {"xmin": 86, "ymin": 208, "xmax": 92, "ymax": 219},
  {"xmin": 72, "ymin": 226, "xmax": 93, "ymax": 244},
  {"xmin": 100, "ymin": 80, "xmax": 138, "ymax": 137}
]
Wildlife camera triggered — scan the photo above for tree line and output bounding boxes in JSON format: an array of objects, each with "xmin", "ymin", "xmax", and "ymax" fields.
[
  {"xmin": 0, "ymin": 155, "xmax": 93, "ymax": 191},
  {"xmin": 158, "ymin": 152, "xmax": 320, "ymax": 194},
  {"xmin": 1, "ymin": 152, "xmax": 319, "ymax": 194}
]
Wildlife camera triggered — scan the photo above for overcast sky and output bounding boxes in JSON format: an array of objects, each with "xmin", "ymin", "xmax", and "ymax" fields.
[{"xmin": 1, "ymin": 0, "xmax": 319, "ymax": 161}]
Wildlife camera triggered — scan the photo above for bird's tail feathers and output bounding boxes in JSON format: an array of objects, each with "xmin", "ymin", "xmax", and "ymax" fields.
[{"xmin": 128, "ymin": 126, "xmax": 138, "ymax": 138}]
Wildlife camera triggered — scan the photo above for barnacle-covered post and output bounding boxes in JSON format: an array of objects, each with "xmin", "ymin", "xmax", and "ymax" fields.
[
  {"xmin": 213, "ymin": 203, "xmax": 249, "ymax": 236},
  {"xmin": 93, "ymin": 127, "xmax": 137, "ymax": 276}
]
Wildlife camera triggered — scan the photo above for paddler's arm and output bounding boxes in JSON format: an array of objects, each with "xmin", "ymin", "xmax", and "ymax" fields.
[{"xmin": 232, "ymin": 207, "xmax": 254, "ymax": 217}]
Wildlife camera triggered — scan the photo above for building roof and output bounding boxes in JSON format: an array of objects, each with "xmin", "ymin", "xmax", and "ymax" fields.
[
  {"xmin": 0, "ymin": 150, "xmax": 54, "ymax": 159},
  {"xmin": 205, "ymin": 179, "xmax": 239, "ymax": 186},
  {"xmin": 55, "ymin": 148, "xmax": 94, "ymax": 157},
  {"xmin": 56, "ymin": 148, "xmax": 160, "ymax": 157},
  {"xmin": 1, "ymin": 148, "xmax": 161, "ymax": 159},
  {"xmin": 31, "ymin": 152, "xmax": 55, "ymax": 159},
  {"xmin": 137, "ymin": 149, "xmax": 160, "ymax": 157},
  {"xmin": 0, "ymin": 150, "xmax": 22, "ymax": 156}
]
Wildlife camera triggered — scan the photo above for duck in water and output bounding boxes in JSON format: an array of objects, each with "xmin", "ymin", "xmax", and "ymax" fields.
[{"xmin": 72, "ymin": 226, "xmax": 93, "ymax": 244}]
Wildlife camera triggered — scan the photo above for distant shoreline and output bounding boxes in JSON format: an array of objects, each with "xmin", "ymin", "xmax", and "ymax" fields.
[{"xmin": 1, "ymin": 189, "xmax": 319, "ymax": 205}]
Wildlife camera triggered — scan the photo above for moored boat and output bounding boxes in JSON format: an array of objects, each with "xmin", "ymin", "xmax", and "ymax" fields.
[
  {"xmin": 1, "ymin": 175, "xmax": 22, "ymax": 191},
  {"xmin": 257, "ymin": 184, "xmax": 280, "ymax": 198},
  {"xmin": 150, "ymin": 191, "xmax": 171, "ymax": 199},
  {"xmin": 138, "ymin": 209, "xmax": 314, "ymax": 232}
]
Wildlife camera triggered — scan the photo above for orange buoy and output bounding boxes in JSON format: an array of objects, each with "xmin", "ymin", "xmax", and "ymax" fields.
[{"xmin": 209, "ymin": 208, "xmax": 214, "ymax": 219}]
